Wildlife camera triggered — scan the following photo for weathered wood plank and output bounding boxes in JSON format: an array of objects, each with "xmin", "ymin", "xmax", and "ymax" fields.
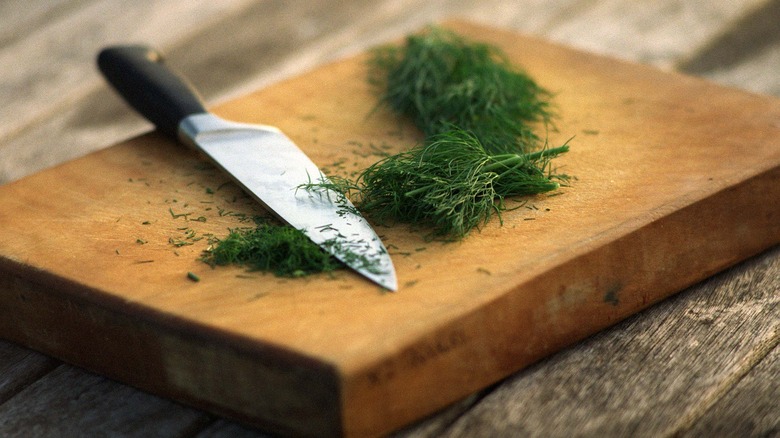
[
  {"xmin": 0, "ymin": 365, "xmax": 210, "ymax": 437},
  {"xmin": 685, "ymin": 338, "xmax": 780, "ymax": 437},
  {"xmin": 3, "ymin": 0, "xmax": 772, "ymax": 184},
  {"xmin": 0, "ymin": 0, "xmax": 79, "ymax": 48},
  {"xmin": 677, "ymin": 0, "xmax": 780, "ymax": 95},
  {"xmin": 0, "ymin": 341, "xmax": 59, "ymax": 405},
  {"xmin": 677, "ymin": 0, "xmax": 780, "ymax": 97},
  {"xmin": 0, "ymin": 0, "xmax": 253, "ymax": 160},
  {"xmin": 466, "ymin": 0, "xmax": 771, "ymax": 68},
  {"xmin": 193, "ymin": 420, "xmax": 272, "ymax": 438},
  {"xmin": 688, "ymin": 41, "xmax": 780, "ymax": 97},
  {"xmin": 404, "ymin": 246, "xmax": 779, "ymax": 437}
]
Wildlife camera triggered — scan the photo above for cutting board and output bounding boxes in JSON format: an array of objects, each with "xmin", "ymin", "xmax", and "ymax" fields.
[{"xmin": 1, "ymin": 21, "xmax": 778, "ymax": 437}]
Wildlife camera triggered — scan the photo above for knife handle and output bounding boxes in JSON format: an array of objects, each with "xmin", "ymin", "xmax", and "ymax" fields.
[{"xmin": 97, "ymin": 45, "xmax": 206, "ymax": 138}]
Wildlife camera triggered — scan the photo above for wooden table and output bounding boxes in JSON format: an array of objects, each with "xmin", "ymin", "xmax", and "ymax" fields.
[{"xmin": 1, "ymin": 1, "xmax": 777, "ymax": 436}]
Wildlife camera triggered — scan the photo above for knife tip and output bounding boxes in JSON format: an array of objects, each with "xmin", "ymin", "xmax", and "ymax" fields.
[
  {"xmin": 375, "ymin": 275, "xmax": 398, "ymax": 292},
  {"xmin": 364, "ymin": 270, "xmax": 397, "ymax": 292}
]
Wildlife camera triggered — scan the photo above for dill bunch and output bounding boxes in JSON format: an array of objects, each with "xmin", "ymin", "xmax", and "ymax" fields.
[
  {"xmin": 202, "ymin": 217, "xmax": 341, "ymax": 277},
  {"xmin": 369, "ymin": 26, "xmax": 553, "ymax": 153},
  {"xmin": 352, "ymin": 129, "xmax": 568, "ymax": 240}
]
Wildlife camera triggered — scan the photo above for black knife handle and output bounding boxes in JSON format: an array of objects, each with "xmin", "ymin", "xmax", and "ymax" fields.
[{"xmin": 97, "ymin": 45, "xmax": 206, "ymax": 138}]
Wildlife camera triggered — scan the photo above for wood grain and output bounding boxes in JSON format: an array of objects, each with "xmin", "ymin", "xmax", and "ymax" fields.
[
  {"xmin": 1, "ymin": 1, "xmax": 779, "ymax": 437},
  {"xmin": 1, "ymin": 19, "xmax": 778, "ymax": 437},
  {"xmin": 0, "ymin": 0, "xmax": 252, "ymax": 137},
  {"xmin": 687, "ymin": 325, "xmax": 780, "ymax": 437},
  {"xmin": 0, "ymin": 365, "xmax": 209, "ymax": 437},
  {"xmin": 0, "ymin": 343, "xmax": 58, "ymax": 406},
  {"xmin": 4, "ymin": 0, "xmax": 776, "ymax": 185}
]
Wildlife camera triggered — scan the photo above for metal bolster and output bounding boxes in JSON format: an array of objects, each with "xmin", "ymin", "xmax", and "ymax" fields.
[{"xmin": 177, "ymin": 113, "xmax": 282, "ymax": 148}]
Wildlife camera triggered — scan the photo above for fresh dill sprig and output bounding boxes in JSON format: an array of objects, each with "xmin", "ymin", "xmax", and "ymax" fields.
[
  {"xmin": 354, "ymin": 129, "xmax": 568, "ymax": 239},
  {"xmin": 369, "ymin": 26, "xmax": 554, "ymax": 153}
]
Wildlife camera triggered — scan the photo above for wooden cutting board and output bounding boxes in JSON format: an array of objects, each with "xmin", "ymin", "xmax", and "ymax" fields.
[{"xmin": 0, "ymin": 21, "xmax": 778, "ymax": 437}]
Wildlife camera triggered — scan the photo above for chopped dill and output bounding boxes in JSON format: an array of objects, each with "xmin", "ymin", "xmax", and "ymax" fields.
[
  {"xmin": 201, "ymin": 217, "xmax": 343, "ymax": 278},
  {"xmin": 169, "ymin": 208, "xmax": 192, "ymax": 219},
  {"xmin": 169, "ymin": 238, "xmax": 194, "ymax": 247},
  {"xmin": 301, "ymin": 26, "xmax": 572, "ymax": 240},
  {"xmin": 356, "ymin": 129, "xmax": 568, "ymax": 239},
  {"xmin": 368, "ymin": 26, "xmax": 554, "ymax": 154}
]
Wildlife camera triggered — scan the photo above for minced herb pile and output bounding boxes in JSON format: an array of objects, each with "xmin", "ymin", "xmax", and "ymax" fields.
[
  {"xmin": 201, "ymin": 217, "xmax": 342, "ymax": 277},
  {"xmin": 202, "ymin": 26, "xmax": 570, "ymax": 278}
]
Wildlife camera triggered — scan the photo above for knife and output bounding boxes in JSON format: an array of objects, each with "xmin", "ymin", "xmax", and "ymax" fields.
[{"xmin": 97, "ymin": 45, "xmax": 397, "ymax": 291}]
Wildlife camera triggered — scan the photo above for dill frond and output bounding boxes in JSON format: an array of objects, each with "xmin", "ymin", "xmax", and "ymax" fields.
[
  {"xmin": 355, "ymin": 129, "xmax": 568, "ymax": 240},
  {"xmin": 369, "ymin": 26, "xmax": 554, "ymax": 153}
]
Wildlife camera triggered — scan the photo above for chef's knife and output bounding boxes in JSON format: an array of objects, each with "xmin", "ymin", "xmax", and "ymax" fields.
[{"xmin": 97, "ymin": 45, "xmax": 397, "ymax": 291}]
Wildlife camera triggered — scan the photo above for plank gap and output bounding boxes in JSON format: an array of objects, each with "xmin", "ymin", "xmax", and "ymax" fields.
[
  {"xmin": 668, "ymin": 324, "xmax": 780, "ymax": 436},
  {"xmin": 394, "ymin": 390, "xmax": 491, "ymax": 437},
  {"xmin": 678, "ymin": 0, "xmax": 780, "ymax": 74},
  {"xmin": 174, "ymin": 414, "xmax": 221, "ymax": 438},
  {"xmin": 0, "ymin": 341, "xmax": 60, "ymax": 406}
]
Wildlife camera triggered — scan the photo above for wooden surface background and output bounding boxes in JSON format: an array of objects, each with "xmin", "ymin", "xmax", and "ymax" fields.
[{"xmin": 1, "ymin": 1, "xmax": 778, "ymax": 437}]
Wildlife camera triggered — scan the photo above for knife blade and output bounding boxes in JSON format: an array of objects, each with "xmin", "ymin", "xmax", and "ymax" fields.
[{"xmin": 97, "ymin": 45, "xmax": 397, "ymax": 291}]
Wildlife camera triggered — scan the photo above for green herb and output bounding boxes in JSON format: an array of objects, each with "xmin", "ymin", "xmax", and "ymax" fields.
[
  {"xmin": 169, "ymin": 238, "xmax": 194, "ymax": 247},
  {"xmin": 368, "ymin": 26, "xmax": 554, "ymax": 153},
  {"xmin": 169, "ymin": 208, "xmax": 192, "ymax": 220},
  {"xmin": 303, "ymin": 26, "xmax": 571, "ymax": 240},
  {"xmin": 201, "ymin": 217, "xmax": 343, "ymax": 278},
  {"xmin": 310, "ymin": 129, "xmax": 566, "ymax": 239},
  {"xmin": 361, "ymin": 130, "xmax": 567, "ymax": 239}
]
